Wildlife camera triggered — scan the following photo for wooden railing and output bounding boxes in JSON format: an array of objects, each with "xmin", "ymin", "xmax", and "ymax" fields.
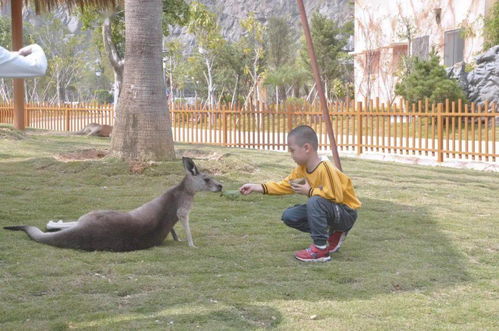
[
  {"xmin": 169, "ymin": 99, "xmax": 497, "ymax": 162},
  {"xmin": 0, "ymin": 102, "xmax": 114, "ymax": 132},
  {"xmin": 0, "ymin": 100, "xmax": 497, "ymax": 163}
]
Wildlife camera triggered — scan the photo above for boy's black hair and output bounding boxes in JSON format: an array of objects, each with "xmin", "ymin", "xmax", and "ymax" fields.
[{"xmin": 288, "ymin": 125, "xmax": 318, "ymax": 151}]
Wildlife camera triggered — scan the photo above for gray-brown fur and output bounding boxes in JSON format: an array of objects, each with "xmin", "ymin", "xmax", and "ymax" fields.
[
  {"xmin": 75, "ymin": 123, "xmax": 113, "ymax": 137},
  {"xmin": 4, "ymin": 157, "xmax": 222, "ymax": 251}
]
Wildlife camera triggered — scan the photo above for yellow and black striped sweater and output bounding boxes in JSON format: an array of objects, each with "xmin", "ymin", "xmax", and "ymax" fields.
[{"xmin": 262, "ymin": 160, "xmax": 361, "ymax": 209}]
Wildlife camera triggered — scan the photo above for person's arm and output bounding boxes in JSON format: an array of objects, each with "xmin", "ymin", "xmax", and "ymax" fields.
[
  {"xmin": 0, "ymin": 44, "xmax": 47, "ymax": 78},
  {"xmin": 239, "ymin": 183, "xmax": 264, "ymax": 195},
  {"xmin": 240, "ymin": 167, "xmax": 304, "ymax": 196},
  {"xmin": 290, "ymin": 179, "xmax": 311, "ymax": 195},
  {"xmin": 262, "ymin": 166, "xmax": 304, "ymax": 195}
]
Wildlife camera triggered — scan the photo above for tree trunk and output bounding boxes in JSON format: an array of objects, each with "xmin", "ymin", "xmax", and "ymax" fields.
[
  {"xmin": 230, "ymin": 74, "xmax": 239, "ymax": 107},
  {"xmin": 102, "ymin": 15, "xmax": 124, "ymax": 111},
  {"xmin": 203, "ymin": 55, "xmax": 214, "ymax": 109},
  {"xmin": 56, "ymin": 70, "xmax": 62, "ymax": 105},
  {"xmin": 111, "ymin": 0, "xmax": 176, "ymax": 161},
  {"xmin": 112, "ymin": 71, "xmax": 122, "ymax": 108},
  {"xmin": 168, "ymin": 57, "xmax": 174, "ymax": 106}
]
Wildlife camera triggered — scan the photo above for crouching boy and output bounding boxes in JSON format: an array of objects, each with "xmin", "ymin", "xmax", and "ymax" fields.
[{"xmin": 239, "ymin": 125, "xmax": 361, "ymax": 262}]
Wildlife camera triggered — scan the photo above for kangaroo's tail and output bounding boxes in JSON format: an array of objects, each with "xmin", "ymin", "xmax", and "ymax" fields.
[
  {"xmin": 4, "ymin": 225, "xmax": 47, "ymax": 241},
  {"xmin": 4, "ymin": 225, "xmax": 61, "ymax": 246},
  {"xmin": 4, "ymin": 225, "xmax": 27, "ymax": 231},
  {"xmin": 4, "ymin": 224, "xmax": 90, "ymax": 250}
]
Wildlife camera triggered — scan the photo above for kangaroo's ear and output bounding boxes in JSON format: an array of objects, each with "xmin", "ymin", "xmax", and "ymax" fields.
[{"xmin": 182, "ymin": 157, "xmax": 199, "ymax": 176}]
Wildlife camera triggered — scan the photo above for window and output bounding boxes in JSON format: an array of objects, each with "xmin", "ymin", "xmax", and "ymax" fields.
[
  {"xmin": 444, "ymin": 29, "xmax": 464, "ymax": 66},
  {"xmin": 412, "ymin": 35, "xmax": 429, "ymax": 59},
  {"xmin": 434, "ymin": 8, "xmax": 441, "ymax": 25},
  {"xmin": 392, "ymin": 45, "xmax": 408, "ymax": 70}
]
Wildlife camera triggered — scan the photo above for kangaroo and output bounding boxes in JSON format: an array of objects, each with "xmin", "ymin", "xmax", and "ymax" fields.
[
  {"xmin": 4, "ymin": 157, "xmax": 223, "ymax": 251},
  {"xmin": 75, "ymin": 123, "xmax": 113, "ymax": 137}
]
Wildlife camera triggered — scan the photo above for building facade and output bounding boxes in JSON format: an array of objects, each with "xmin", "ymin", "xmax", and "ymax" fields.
[{"xmin": 352, "ymin": 0, "xmax": 497, "ymax": 104}]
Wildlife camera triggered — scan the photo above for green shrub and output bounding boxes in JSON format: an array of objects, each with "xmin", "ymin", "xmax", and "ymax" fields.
[
  {"xmin": 464, "ymin": 62, "xmax": 476, "ymax": 73},
  {"xmin": 395, "ymin": 53, "xmax": 467, "ymax": 105},
  {"xmin": 330, "ymin": 78, "xmax": 354, "ymax": 101},
  {"xmin": 284, "ymin": 97, "xmax": 306, "ymax": 106},
  {"xmin": 94, "ymin": 89, "xmax": 113, "ymax": 104},
  {"xmin": 483, "ymin": 1, "xmax": 499, "ymax": 50}
]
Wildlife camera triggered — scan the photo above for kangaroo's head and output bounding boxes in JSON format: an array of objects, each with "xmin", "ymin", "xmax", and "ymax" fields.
[{"xmin": 182, "ymin": 157, "xmax": 223, "ymax": 193}]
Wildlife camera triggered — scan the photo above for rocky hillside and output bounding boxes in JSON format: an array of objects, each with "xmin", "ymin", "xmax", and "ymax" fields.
[
  {"xmin": 447, "ymin": 45, "xmax": 499, "ymax": 107},
  {"xmin": 170, "ymin": 0, "xmax": 353, "ymax": 45},
  {"xmin": 203, "ymin": 0, "xmax": 351, "ymax": 40},
  {"xmin": 1, "ymin": 1, "xmax": 352, "ymax": 47}
]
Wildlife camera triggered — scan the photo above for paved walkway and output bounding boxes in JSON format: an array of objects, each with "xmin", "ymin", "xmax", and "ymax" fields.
[{"xmin": 326, "ymin": 150, "xmax": 499, "ymax": 172}]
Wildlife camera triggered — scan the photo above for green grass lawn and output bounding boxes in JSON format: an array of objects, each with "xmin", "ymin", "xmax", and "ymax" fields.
[{"xmin": 0, "ymin": 125, "xmax": 498, "ymax": 330}]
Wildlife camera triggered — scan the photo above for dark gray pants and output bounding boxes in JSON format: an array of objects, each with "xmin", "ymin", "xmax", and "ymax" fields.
[{"xmin": 281, "ymin": 196, "xmax": 357, "ymax": 246}]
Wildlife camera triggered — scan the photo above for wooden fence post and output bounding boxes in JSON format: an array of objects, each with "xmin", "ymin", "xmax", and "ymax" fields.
[
  {"xmin": 65, "ymin": 105, "xmax": 70, "ymax": 131},
  {"xmin": 222, "ymin": 104, "xmax": 227, "ymax": 146},
  {"xmin": 357, "ymin": 101, "xmax": 363, "ymax": 155},
  {"xmin": 437, "ymin": 103, "xmax": 444, "ymax": 162},
  {"xmin": 24, "ymin": 103, "xmax": 30, "ymax": 128}
]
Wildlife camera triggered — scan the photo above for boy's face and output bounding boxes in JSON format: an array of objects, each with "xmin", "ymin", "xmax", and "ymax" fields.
[{"xmin": 288, "ymin": 136, "xmax": 310, "ymax": 166}]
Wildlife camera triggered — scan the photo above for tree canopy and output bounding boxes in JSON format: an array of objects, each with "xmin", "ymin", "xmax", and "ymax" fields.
[{"xmin": 483, "ymin": 0, "xmax": 499, "ymax": 50}]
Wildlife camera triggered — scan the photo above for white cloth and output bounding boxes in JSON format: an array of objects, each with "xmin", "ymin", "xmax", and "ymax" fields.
[{"xmin": 0, "ymin": 44, "xmax": 47, "ymax": 78}]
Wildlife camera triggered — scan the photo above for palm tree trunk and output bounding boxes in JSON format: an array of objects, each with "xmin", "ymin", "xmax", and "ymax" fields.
[{"xmin": 111, "ymin": 0, "xmax": 175, "ymax": 161}]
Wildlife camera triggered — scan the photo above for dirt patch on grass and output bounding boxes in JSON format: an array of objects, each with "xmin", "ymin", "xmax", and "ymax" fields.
[
  {"xmin": 54, "ymin": 149, "xmax": 109, "ymax": 162},
  {"xmin": 128, "ymin": 161, "xmax": 153, "ymax": 174},
  {"xmin": 52, "ymin": 148, "xmax": 255, "ymax": 175}
]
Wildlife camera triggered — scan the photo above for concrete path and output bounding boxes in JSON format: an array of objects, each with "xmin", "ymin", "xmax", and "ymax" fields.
[{"xmin": 327, "ymin": 150, "xmax": 499, "ymax": 172}]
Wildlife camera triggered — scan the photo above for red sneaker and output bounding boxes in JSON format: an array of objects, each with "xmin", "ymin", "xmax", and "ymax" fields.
[
  {"xmin": 328, "ymin": 231, "xmax": 348, "ymax": 253},
  {"xmin": 295, "ymin": 244, "xmax": 331, "ymax": 262}
]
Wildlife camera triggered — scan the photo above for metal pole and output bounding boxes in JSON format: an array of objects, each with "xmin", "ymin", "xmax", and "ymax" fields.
[
  {"xmin": 12, "ymin": 0, "xmax": 25, "ymax": 130},
  {"xmin": 296, "ymin": 0, "xmax": 342, "ymax": 171}
]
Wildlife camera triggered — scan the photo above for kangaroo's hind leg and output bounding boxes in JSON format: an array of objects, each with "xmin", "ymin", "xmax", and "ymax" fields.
[{"xmin": 170, "ymin": 228, "xmax": 180, "ymax": 241}]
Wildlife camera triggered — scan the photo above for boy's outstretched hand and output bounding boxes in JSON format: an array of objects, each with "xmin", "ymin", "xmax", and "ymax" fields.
[
  {"xmin": 239, "ymin": 183, "xmax": 262, "ymax": 195},
  {"xmin": 291, "ymin": 180, "xmax": 311, "ymax": 195}
]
